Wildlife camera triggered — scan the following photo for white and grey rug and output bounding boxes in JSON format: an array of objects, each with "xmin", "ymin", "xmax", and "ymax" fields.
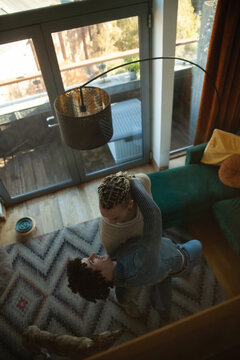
[{"xmin": 0, "ymin": 218, "xmax": 227, "ymax": 359}]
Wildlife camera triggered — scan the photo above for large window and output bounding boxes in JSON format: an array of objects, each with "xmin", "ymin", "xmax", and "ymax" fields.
[
  {"xmin": 0, "ymin": 1, "xmax": 150, "ymax": 205},
  {"xmin": 0, "ymin": 38, "xmax": 74, "ymax": 198},
  {"xmin": 0, "ymin": 0, "xmax": 218, "ymax": 204},
  {"xmin": 0, "ymin": 0, "xmax": 74, "ymax": 15},
  {"xmin": 171, "ymin": 0, "xmax": 217, "ymax": 152},
  {"xmin": 51, "ymin": 18, "xmax": 143, "ymax": 174},
  {"xmin": 52, "ymin": 18, "xmax": 139, "ymax": 90}
]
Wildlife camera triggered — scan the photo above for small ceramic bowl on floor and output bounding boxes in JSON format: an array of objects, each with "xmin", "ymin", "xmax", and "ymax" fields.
[{"xmin": 16, "ymin": 217, "xmax": 36, "ymax": 242}]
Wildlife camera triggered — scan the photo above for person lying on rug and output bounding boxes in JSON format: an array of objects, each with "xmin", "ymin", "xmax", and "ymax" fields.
[{"xmin": 67, "ymin": 176, "xmax": 202, "ymax": 320}]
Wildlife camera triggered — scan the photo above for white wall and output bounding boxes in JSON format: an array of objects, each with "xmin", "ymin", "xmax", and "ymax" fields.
[{"xmin": 152, "ymin": 0, "xmax": 178, "ymax": 169}]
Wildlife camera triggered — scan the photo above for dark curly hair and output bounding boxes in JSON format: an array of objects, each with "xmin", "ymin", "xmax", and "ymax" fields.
[{"xmin": 67, "ymin": 258, "xmax": 113, "ymax": 303}]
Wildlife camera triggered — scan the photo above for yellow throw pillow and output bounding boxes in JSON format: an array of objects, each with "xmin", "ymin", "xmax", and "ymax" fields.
[{"xmin": 201, "ymin": 129, "xmax": 240, "ymax": 165}]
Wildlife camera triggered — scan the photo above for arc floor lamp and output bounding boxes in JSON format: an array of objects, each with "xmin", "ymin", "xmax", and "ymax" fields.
[{"xmin": 54, "ymin": 56, "xmax": 220, "ymax": 150}]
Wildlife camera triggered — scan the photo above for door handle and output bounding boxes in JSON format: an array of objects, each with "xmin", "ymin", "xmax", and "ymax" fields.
[{"xmin": 46, "ymin": 116, "xmax": 59, "ymax": 127}]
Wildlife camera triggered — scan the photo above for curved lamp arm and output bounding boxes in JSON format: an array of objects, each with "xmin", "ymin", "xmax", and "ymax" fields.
[
  {"xmin": 54, "ymin": 56, "xmax": 220, "ymax": 150},
  {"xmin": 80, "ymin": 56, "xmax": 220, "ymax": 111}
]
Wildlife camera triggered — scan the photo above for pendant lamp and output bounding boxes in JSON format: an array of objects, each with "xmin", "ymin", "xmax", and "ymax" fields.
[
  {"xmin": 54, "ymin": 56, "xmax": 220, "ymax": 150},
  {"xmin": 54, "ymin": 86, "xmax": 112, "ymax": 150}
]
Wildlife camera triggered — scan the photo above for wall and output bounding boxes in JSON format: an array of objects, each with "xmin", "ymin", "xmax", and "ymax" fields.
[{"xmin": 152, "ymin": 0, "xmax": 178, "ymax": 169}]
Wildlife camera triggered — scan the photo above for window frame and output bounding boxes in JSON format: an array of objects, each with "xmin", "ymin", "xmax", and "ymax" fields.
[{"xmin": 0, "ymin": 0, "xmax": 152, "ymax": 204}]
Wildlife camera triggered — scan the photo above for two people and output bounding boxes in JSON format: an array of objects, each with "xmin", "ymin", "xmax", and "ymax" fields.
[{"xmin": 67, "ymin": 172, "xmax": 202, "ymax": 319}]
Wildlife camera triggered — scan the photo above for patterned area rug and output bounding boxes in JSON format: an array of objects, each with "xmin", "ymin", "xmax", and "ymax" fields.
[{"xmin": 0, "ymin": 218, "xmax": 227, "ymax": 359}]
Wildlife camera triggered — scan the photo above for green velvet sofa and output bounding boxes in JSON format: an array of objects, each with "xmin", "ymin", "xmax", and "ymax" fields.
[{"xmin": 148, "ymin": 143, "xmax": 240, "ymax": 256}]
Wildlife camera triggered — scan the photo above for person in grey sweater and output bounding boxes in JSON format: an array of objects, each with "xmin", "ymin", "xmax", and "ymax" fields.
[
  {"xmin": 67, "ymin": 176, "xmax": 202, "ymax": 319},
  {"xmin": 98, "ymin": 172, "xmax": 152, "ymax": 255}
]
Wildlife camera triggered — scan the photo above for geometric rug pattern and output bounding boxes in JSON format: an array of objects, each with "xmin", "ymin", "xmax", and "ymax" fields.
[{"xmin": 0, "ymin": 218, "xmax": 227, "ymax": 359}]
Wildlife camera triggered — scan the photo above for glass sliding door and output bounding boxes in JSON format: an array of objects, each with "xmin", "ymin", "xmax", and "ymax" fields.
[
  {"xmin": 0, "ymin": 2, "xmax": 150, "ymax": 205},
  {"xmin": 0, "ymin": 34, "xmax": 77, "ymax": 203},
  {"xmin": 50, "ymin": 15, "xmax": 147, "ymax": 176},
  {"xmin": 171, "ymin": 0, "xmax": 217, "ymax": 152}
]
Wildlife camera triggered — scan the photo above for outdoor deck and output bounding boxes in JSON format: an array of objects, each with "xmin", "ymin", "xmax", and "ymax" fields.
[
  {"xmin": 0, "ymin": 101, "xmax": 191, "ymax": 198},
  {"xmin": 0, "ymin": 68, "xmax": 193, "ymax": 200}
]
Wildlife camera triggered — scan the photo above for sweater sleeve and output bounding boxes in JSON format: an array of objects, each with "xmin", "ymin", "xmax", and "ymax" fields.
[{"xmin": 113, "ymin": 179, "xmax": 162, "ymax": 287}]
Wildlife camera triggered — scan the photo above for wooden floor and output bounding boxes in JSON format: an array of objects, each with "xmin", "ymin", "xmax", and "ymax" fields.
[
  {"xmin": 1, "ymin": 155, "xmax": 240, "ymax": 358},
  {"xmin": 0, "ymin": 157, "xmax": 185, "ymax": 247},
  {"xmin": 0, "ymin": 97, "xmax": 192, "ymax": 197},
  {"xmin": 189, "ymin": 214, "xmax": 240, "ymax": 299},
  {"xmin": 1, "ymin": 154, "xmax": 240, "ymax": 300},
  {"xmin": 0, "ymin": 138, "xmax": 187, "ymax": 198},
  {"xmin": 0, "ymin": 141, "xmax": 72, "ymax": 197}
]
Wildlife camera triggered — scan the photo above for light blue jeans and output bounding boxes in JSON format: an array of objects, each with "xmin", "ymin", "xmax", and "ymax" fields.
[{"xmin": 115, "ymin": 239, "xmax": 202, "ymax": 317}]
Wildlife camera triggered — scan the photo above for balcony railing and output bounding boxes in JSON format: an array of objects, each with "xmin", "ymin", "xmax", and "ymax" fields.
[{"xmin": 0, "ymin": 38, "xmax": 198, "ymax": 121}]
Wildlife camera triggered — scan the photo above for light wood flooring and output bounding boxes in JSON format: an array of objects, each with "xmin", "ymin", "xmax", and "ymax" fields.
[
  {"xmin": 0, "ymin": 157, "xmax": 184, "ymax": 247},
  {"xmin": 1, "ymin": 155, "xmax": 240, "ymax": 299},
  {"xmin": 0, "ymin": 117, "xmax": 191, "ymax": 197},
  {"xmin": 1, "ymin": 156, "xmax": 240, "ymax": 359},
  {"xmin": 0, "ymin": 141, "xmax": 72, "ymax": 197}
]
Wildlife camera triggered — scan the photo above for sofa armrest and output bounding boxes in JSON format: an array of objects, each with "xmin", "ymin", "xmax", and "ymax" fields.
[
  {"xmin": 213, "ymin": 197, "xmax": 240, "ymax": 257},
  {"xmin": 185, "ymin": 142, "xmax": 208, "ymax": 165},
  {"xmin": 185, "ymin": 128, "xmax": 240, "ymax": 165}
]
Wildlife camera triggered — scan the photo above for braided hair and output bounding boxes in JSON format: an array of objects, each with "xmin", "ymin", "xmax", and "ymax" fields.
[
  {"xmin": 67, "ymin": 258, "xmax": 113, "ymax": 303},
  {"xmin": 98, "ymin": 171, "xmax": 132, "ymax": 210}
]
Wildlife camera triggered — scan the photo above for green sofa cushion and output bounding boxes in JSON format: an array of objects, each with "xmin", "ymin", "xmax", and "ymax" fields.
[
  {"xmin": 213, "ymin": 197, "xmax": 240, "ymax": 256},
  {"xmin": 148, "ymin": 164, "xmax": 240, "ymax": 228},
  {"xmin": 185, "ymin": 143, "xmax": 207, "ymax": 165}
]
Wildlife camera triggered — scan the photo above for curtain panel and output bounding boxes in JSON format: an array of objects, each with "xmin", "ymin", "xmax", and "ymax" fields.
[{"xmin": 194, "ymin": 0, "xmax": 240, "ymax": 144}]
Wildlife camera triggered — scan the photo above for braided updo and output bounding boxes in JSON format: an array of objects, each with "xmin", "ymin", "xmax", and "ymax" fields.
[{"xmin": 98, "ymin": 171, "xmax": 132, "ymax": 209}]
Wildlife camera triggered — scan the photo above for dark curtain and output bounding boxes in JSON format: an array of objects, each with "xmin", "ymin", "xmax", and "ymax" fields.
[{"xmin": 194, "ymin": 0, "xmax": 240, "ymax": 144}]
